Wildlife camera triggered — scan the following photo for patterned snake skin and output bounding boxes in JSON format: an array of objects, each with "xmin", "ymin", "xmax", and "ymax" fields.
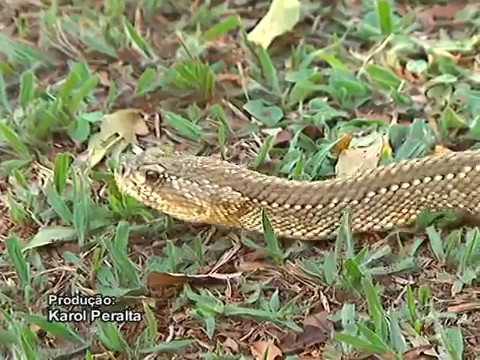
[{"xmin": 115, "ymin": 147, "xmax": 480, "ymax": 240}]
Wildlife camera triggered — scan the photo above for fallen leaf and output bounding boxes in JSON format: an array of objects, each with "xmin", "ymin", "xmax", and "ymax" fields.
[
  {"xmin": 236, "ymin": 260, "xmax": 271, "ymax": 272},
  {"xmin": 147, "ymin": 271, "xmax": 242, "ymax": 290},
  {"xmin": 403, "ymin": 345, "xmax": 437, "ymax": 360},
  {"xmin": 418, "ymin": 3, "xmax": 467, "ymax": 32},
  {"xmin": 86, "ymin": 109, "xmax": 149, "ymax": 167},
  {"xmin": 336, "ymin": 133, "xmax": 383, "ymax": 177},
  {"xmin": 274, "ymin": 129, "xmax": 293, "ymax": 146},
  {"xmin": 210, "ymin": 241, "xmax": 242, "ymax": 273},
  {"xmin": 280, "ymin": 311, "xmax": 334, "ymax": 354},
  {"xmin": 223, "ymin": 337, "xmax": 239, "ymax": 353},
  {"xmin": 99, "ymin": 109, "xmax": 149, "ymax": 144},
  {"xmin": 251, "ymin": 340, "xmax": 282, "ymax": 360},
  {"xmin": 302, "ymin": 125, "xmax": 323, "ymax": 140},
  {"xmin": 447, "ymin": 301, "xmax": 480, "ymax": 313},
  {"xmin": 247, "ymin": 0, "xmax": 300, "ymax": 49}
]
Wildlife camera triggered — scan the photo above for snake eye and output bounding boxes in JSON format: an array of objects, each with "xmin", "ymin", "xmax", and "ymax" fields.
[{"xmin": 145, "ymin": 169, "xmax": 160, "ymax": 182}]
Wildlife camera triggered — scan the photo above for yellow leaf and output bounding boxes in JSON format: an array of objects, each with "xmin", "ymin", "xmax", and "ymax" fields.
[
  {"xmin": 336, "ymin": 133, "xmax": 384, "ymax": 177},
  {"xmin": 247, "ymin": 0, "xmax": 301, "ymax": 49},
  {"xmin": 86, "ymin": 109, "xmax": 149, "ymax": 167},
  {"xmin": 99, "ymin": 109, "xmax": 149, "ymax": 144}
]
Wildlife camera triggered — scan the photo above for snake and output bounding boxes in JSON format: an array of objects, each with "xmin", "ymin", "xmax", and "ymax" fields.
[{"xmin": 114, "ymin": 147, "xmax": 480, "ymax": 240}]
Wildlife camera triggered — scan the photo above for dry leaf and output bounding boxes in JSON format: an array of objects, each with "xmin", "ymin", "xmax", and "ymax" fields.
[
  {"xmin": 99, "ymin": 109, "xmax": 149, "ymax": 144},
  {"xmin": 86, "ymin": 109, "xmax": 149, "ymax": 167},
  {"xmin": 236, "ymin": 260, "xmax": 271, "ymax": 272},
  {"xmin": 336, "ymin": 133, "xmax": 383, "ymax": 177},
  {"xmin": 210, "ymin": 241, "xmax": 242, "ymax": 273},
  {"xmin": 280, "ymin": 311, "xmax": 334, "ymax": 354},
  {"xmin": 274, "ymin": 129, "xmax": 293, "ymax": 146},
  {"xmin": 403, "ymin": 345, "xmax": 437, "ymax": 360},
  {"xmin": 223, "ymin": 337, "xmax": 239, "ymax": 353},
  {"xmin": 147, "ymin": 271, "xmax": 242, "ymax": 290},
  {"xmin": 247, "ymin": 0, "xmax": 300, "ymax": 49},
  {"xmin": 418, "ymin": 2, "xmax": 467, "ymax": 32},
  {"xmin": 251, "ymin": 340, "xmax": 283, "ymax": 360},
  {"xmin": 447, "ymin": 301, "xmax": 480, "ymax": 313}
]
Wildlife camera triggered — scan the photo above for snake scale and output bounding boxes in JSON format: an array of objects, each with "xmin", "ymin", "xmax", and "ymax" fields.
[{"xmin": 115, "ymin": 147, "xmax": 480, "ymax": 240}]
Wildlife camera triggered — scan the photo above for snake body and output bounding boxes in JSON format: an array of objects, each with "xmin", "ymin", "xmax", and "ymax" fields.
[{"xmin": 115, "ymin": 147, "xmax": 480, "ymax": 240}]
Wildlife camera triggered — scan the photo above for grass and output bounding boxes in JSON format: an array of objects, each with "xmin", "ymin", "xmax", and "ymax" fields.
[{"xmin": 1, "ymin": 0, "xmax": 480, "ymax": 359}]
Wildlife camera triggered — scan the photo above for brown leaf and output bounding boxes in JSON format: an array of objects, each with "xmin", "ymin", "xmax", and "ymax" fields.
[
  {"xmin": 447, "ymin": 301, "xmax": 480, "ymax": 313},
  {"xmin": 210, "ymin": 241, "xmax": 242, "ymax": 273},
  {"xmin": 117, "ymin": 48, "xmax": 143, "ymax": 66},
  {"xmin": 274, "ymin": 129, "xmax": 293, "ymax": 146},
  {"xmin": 147, "ymin": 271, "xmax": 241, "ymax": 290},
  {"xmin": 280, "ymin": 311, "xmax": 334, "ymax": 354},
  {"xmin": 403, "ymin": 345, "xmax": 437, "ymax": 360},
  {"xmin": 251, "ymin": 340, "xmax": 283, "ymax": 360},
  {"xmin": 236, "ymin": 260, "xmax": 271, "ymax": 272},
  {"xmin": 421, "ymin": 3, "xmax": 466, "ymax": 20},
  {"xmin": 418, "ymin": 2, "xmax": 467, "ymax": 32},
  {"xmin": 223, "ymin": 337, "xmax": 239, "ymax": 353},
  {"xmin": 302, "ymin": 125, "xmax": 323, "ymax": 140}
]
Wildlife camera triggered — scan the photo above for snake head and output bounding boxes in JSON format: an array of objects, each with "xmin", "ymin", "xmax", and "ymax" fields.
[{"xmin": 115, "ymin": 147, "xmax": 245, "ymax": 225}]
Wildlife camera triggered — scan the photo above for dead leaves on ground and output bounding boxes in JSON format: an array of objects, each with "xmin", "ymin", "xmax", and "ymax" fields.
[
  {"xmin": 280, "ymin": 311, "xmax": 334, "ymax": 354},
  {"xmin": 147, "ymin": 271, "xmax": 241, "ymax": 291},
  {"xmin": 247, "ymin": 0, "xmax": 300, "ymax": 49},
  {"xmin": 417, "ymin": 2, "xmax": 471, "ymax": 33},
  {"xmin": 251, "ymin": 340, "xmax": 283, "ymax": 360},
  {"xmin": 382, "ymin": 345, "xmax": 437, "ymax": 360}
]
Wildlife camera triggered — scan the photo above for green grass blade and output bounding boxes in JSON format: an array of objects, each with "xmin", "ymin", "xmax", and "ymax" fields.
[
  {"xmin": 53, "ymin": 152, "xmax": 73, "ymax": 194},
  {"xmin": 105, "ymin": 222, "xmax": 141, "ymax": 288},
  {"xmin": 124, "ymin": 20, "xmax": 154, "ymax": 59},
  {"xmin": 6, "ymin": 236, "xmax": 31, "ymax": 288},
  {"xmin": 376, "ymin": 0, "xmax": 394, "ymax": 35},
  {"xmin": 163, "ymin": 111, "xmax": 204, "ymax": 141},
  {"xmin": 258, "ymin": 47, "xmax": 281, "ymax": 95},
  {"xmin": 19, "ymin": 70, "xmax": 36, "ymax": 109},
  {"xmin": 27, "ymin": 314, "xmax": 84, "ymax": 344},
  {"xmin": 261, "ymin": 209, "xmax": 285, "ymax": 264},
  {"xmin": 96, "ymin": 321, "xmax": 129, "ymax": 353},
  {"xmin": 72, "ymin": 171, "xmax": 90, "ymax": 246},
  {"xmin": 203, "ymin": 15, "xmax": 241, "ymax": 41},
  {"xmin": 426, "ymin": 226, "xmax": 446, "ymax": 262},
  {"xmin": 0, "ymin": 122, "xmax": 31, "ymax": 159}
]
